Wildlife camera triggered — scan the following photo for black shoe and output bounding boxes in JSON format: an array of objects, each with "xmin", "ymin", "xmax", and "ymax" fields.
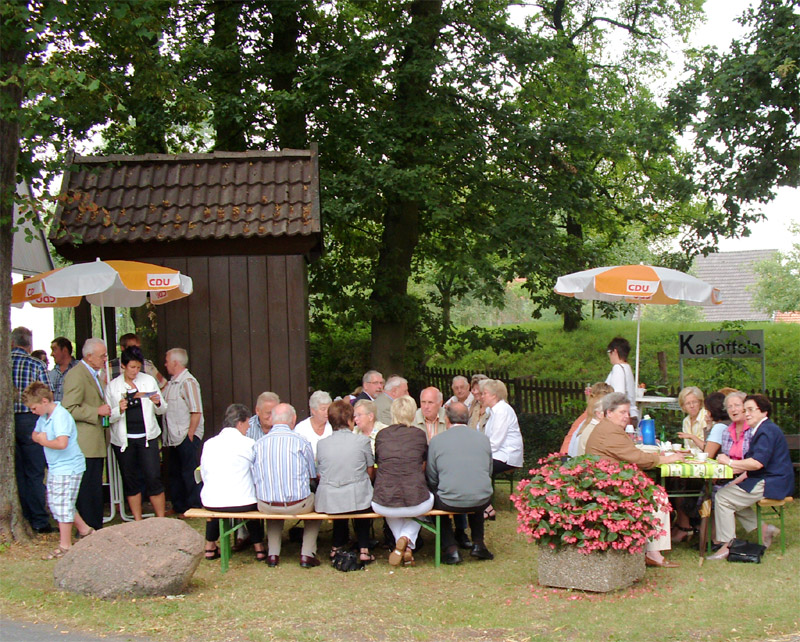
[
  {"xmin": 455, "ymin": 530, "xmax": 473, "ymax": 549},
  {"xmin": 266, "ymin": 555, "xmax": 280, "ymax": 567},
  {"xmin": 300, "ymin": 554, "xmax": 321, "ymax": 568},
  {"xmin": 34, "ymin": 524, "xmax": 55, "ymax": 534},
  {"xmin": 470, "ymin": 543, "xmax": 494, "ymax": 560},
  {"xmin": 442, "ymin": 549, "xmax": 462, "ymax": 565}
]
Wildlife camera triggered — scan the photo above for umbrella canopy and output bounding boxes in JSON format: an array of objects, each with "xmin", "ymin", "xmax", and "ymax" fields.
[
  {"xmin": 554, "ymin": 264, "xmax": 721, "ymax": 306},
  {"xmin": 12, "ymin": 259, "xmax": 193, "ymax": 308},
  {"xmin": 554, "ymin": 264, "xmax": 722, "ymax": 389}
]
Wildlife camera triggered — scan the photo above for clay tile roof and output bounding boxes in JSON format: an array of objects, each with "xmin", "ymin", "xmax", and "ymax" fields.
[{"xmin": 49, "ymin": 148, "xmax": 321, "ymax": 256}]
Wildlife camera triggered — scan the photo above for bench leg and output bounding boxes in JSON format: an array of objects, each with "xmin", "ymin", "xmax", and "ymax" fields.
[
  {"xmin": 435, "ymin": 515, "xmax": 441, "ymax": 568},
  {"xmin": 756, "ymin": 504, "xmax": 763, "ymax": 547},
  {"xmin": 218, "ymin": 518, "xmax": 247, "ymax": 573}
]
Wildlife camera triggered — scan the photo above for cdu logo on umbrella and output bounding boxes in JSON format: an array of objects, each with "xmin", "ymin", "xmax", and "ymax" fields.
[
  {"xmin": 146, "ymin": 273, "xmax": 179, "ymax": 288},
  {"xmin": 626, "ymin": 279, "xmax": 658, "ymax": 297}
]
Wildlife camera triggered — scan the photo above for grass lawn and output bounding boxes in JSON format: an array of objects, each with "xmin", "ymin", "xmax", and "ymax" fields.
[{"xmin": 1, "ymin": 492, "xmax": 798, "ymax": 642}]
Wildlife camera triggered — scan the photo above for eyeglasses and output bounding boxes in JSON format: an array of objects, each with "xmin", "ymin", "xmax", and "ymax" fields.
[{"xmin": 743, "ymin": 405, "xmax": 759, "ymax": 413}]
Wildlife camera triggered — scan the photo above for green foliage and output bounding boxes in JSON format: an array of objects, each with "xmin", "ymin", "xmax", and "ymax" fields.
[
  {"xmin": 518, "ymin": 412, "xmax": 570, "ymax": 470},
  {"xmin": 308, "ymin": 322, "xmax": 371, "ymax": 396},
  {"xmin": 750, "ymin": 226, "xmax": 800, "ymax": 315},
  {"xmin": 440, "ymin": 326, "xmax": 539, "ymax": 361}
]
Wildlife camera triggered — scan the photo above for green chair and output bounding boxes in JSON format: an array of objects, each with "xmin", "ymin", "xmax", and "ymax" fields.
[{"xmin": 756, "ymin": 496, "xmax": 793, "ymax": 554}]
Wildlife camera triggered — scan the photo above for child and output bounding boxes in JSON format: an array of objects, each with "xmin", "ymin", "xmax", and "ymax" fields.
[{"xmin": 23, "ymin": 381, "xmax": 94, "ymax": 559}]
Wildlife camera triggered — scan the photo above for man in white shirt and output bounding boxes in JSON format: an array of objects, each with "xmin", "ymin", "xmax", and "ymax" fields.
[{"xmin": 444, "ymin": 375, "xmax": 474, "ymax": 411}]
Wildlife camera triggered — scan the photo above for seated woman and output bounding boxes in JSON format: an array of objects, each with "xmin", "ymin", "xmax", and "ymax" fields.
[
  {"xmin": 468, "ymin": 374, "xmax": 489, "ymax": 431},
  {"xmin": 352, "ymin": 399, "xmax": 387, "ymax": 455},
  {"xmin": 106, "ymin": 346, "xmax": 168, "ymax": 520},
  {"xmin": 199, "ymin": 403, "xmax": 265, "ymax": 561},
  {"xmin": 371, "ymin": 395, "xmax": 434, "ymax": 567},
  {"xmin": 480, "ymin": 379, "xmax": 524, "ymax": 520},
  {"xmin": 585, "ymin": 392, "xmax": 685, "ymax": 568},
  {"xmin": 708, "ymin": 394, "xmax": 795, "ymax": 560},
  {"xmin": 720, "ymin": 391, "xmax": 751, "ymax": 461},
  {"xmin": 676, "ymin": 386, "xmax": 707, "ymax": 450},
  {"xmin": 694, "ymin": 392, "xmax": 729, "ymax": 458},
  {"xmin": 566, "ymin": 382, "xmax": 613, "ymax": 457},
  {"xmin": 316, "ymin": 400, "xmax": 376, "ymax": 564}
]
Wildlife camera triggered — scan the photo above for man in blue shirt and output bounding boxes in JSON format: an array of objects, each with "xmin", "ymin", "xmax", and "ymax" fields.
[
  {"xmin": 11, "ymin": 326, "xmax": 53, "ymax": 533},
  {"xmin": 48, "ymin": 337, "xmax": 79, "ymax": 402},
  {"xmin": 253, "ymin": 403, "xmax": 321, "ymax": 568}
]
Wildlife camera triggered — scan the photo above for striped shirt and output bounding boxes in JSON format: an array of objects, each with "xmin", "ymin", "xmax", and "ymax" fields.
[
  {"xmin": 163, "ymin": 368, "xmax": 204, "ymax": 446},
  {"xmin": 245, "ymin": 415, "xmax": 267, "ymax": 442},
  {"xmin": 48, "ymin": 359, "xmax": 79, "ymax": 401},
  {"xmin": 251, "ymin": 424, "xmax": 317, "ymax": 503},
  {"xmin": 12, "ymin": 347, "xmax": 50, "ymax": 413}
]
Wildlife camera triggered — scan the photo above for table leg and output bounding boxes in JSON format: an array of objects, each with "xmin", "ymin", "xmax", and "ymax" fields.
[{"xmin": 435, "ymin": 515, "xmax": 441, "ymax": 568}]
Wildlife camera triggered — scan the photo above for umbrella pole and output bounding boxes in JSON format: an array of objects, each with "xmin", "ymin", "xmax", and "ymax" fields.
[
  {"xmin": 635, "ymin": 303, "xmax": 641, "ymax": 389},
  {"xmin": 100, "ymin": 297, "xmax": 112, "ymax": 384}
]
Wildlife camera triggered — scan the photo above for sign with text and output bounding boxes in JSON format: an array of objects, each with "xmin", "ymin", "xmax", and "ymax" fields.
[{"xmin": 679, "ymin": 330, "xmax": 764, "ymax": 360}]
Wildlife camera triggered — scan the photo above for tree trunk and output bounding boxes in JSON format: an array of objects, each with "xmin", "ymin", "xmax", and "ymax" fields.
[
  {"xmin": 0, "ymin": 0, "xmax": 33, "ymax": 543},
  {"xmin": 562, "ymin": 212, "xmax": 584, "ymax": 332},
  {"xmin": 211, "ymin": 0, "xmax": 247, "ymax": 151},
  {"xmin": 368, "ymin": 0, "xmax": 444, "ymax": 374},
  {"xmin": 268, "ymin": 0, "xmax": 307, "ymax": 149}
]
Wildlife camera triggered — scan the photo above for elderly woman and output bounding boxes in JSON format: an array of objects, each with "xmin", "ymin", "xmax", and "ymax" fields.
[
  {"xmin": 294, "ymin": 390, "xmax": 332, "ymax": 458},
  {"xmin": 721, "ymin": 391, "xmax": 751, "ymax": 460},
  {"xmin": 199, "ymin": 404, "xmax": 266, "ymax": 561},
  {"xmin": 676, "ymin": 386, "xmax": 707, "ymax": 449},
  {"xmin": 565, "ymin": 382, "xmax": 614, "ymax": 457},
  {"xmin": 708, "ymin": 394, "xmax": 795, "ymax": 560},
  {"xmin": 468, "ymin": 374, "xmax": 489, "ymax": 431},
  {"xmin": 371, "ymin": 395, "xmax": 433, "ymax": 567},
  {"xmin": 353, "ymin": 399, "xmax": 387, "ymax": 454},
  {"xmin": 316, "ymin": 400, "xmax": 376, "ymax": 563},
  {"xmin": 106, "ymin": 346, "xmax": 167, "ymax": 520},
  {"xmin": 585, "ymin": 392, "xmax": 685, "ymax": 567},
  {"xmin": 480, "ymin": 379, "xmax": 524, "ymax": 520}
]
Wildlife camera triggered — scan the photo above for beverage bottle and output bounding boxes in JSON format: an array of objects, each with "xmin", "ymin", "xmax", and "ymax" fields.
[
  {"xmin": 625, "ymin": 424, "xmax": 635, "ymax": 441},
  {"xmin": 640, "ymin": 415, "xmax": 657, "ymax": 446}
]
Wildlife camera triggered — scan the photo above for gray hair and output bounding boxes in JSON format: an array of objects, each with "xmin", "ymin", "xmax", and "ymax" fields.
[
  {"xmin": 272, "ymin": 404, "xmax": 296, "ymax": 425},
  {"xmin": 384, "ymin": 376, "xmax": 408, "ymax": 393},
  {"xmin": 678, "ymin": 386, "xmax": 705, "ymax": 408},
  {"xmin": 354, "ymin": 399, "xmax": 376, "ymax": 416},
  {"xmin": 445, "ymin": 403, "xmax": 470, "ymax": 425},
  {"xmin": 166, "ymin": 348, "xmax": 189, "ymax": 367},
  {"xmin": 82, "ymin": 337, "xmax": 106, "ymax": 357},
  {"xmin": 362, "ymin": 370, "xmax": 383, "ymax": 385},
  {"xmin": 470, "ymin": 373, "xmax": 488, "ymax": 387},
  {"xmin": 481, "ymin": 379, "xmax": 508, "ymax": 401},
  {"xmin": 223, "ymin": 403, "xmax": 251, "ymax": 428},
  {"xmin": 452, "ymin": 375, "xmax": 468, "ymax": 386},
  {"xmin": 724, "ymin": 391, "xmax": 747, "ymax": 409},
  {"xmin": 600, "ymin": 392, "xmax": 630, "ymax": 414},
  {"xmin": 391, "ymin": 395, "xmax": 417, "ymax": 425},
  {"xmin": 10, "ymin": 327, "xmax": 33, "ymax": 349},
  {"xmin": 255, "ymin": 391, "xmax": 280, "ymax": 409},
  {"xmin": 309, "ymin": 390, "xmax": 332, "ymax": 410}
]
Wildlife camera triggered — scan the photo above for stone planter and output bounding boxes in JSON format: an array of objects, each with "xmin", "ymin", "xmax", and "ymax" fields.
[{"xmin": 537, "ymin": 544, "xmax": 645, "ymax": 593}]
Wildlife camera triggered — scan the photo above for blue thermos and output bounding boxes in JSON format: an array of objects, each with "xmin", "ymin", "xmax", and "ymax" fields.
[{"xmin": 640, "ymin": 416, "xmax": 656, "ymax": 446}]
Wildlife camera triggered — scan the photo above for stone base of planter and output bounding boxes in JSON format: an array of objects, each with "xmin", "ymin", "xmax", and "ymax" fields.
[{"xmin": 537, "ymin": 544, "xmax": 645, "ymax": 593}]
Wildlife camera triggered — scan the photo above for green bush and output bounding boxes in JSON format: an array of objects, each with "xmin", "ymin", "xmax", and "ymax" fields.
[{"xmin": 518, "ymin": 412, "xmax": 570, "ymax": 471}]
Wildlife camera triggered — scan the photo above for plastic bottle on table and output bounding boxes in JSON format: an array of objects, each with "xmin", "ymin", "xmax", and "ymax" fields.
[{"xmin": 640, "ymin": 415, "xmax": 657, "ymax": 446}]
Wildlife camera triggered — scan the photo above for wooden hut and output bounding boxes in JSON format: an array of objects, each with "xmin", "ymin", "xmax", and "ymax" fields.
[{"xmin": 48, "ymin": 148, "xmax": 322, "ymax": 431}]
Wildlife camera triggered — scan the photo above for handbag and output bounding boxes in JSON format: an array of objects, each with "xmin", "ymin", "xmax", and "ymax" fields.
[
  {"xmin": 727, "ymin": 538, "xmax": 766, "ymax": 564},
  {"xmin": 331, "ymin": 549, "xmax": 365, "ymax": 572}
]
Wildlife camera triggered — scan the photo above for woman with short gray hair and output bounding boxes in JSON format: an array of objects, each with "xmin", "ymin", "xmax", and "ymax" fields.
[{"xmin": 294, "ymin": 391, "xmax": 333, "ymax": 458}]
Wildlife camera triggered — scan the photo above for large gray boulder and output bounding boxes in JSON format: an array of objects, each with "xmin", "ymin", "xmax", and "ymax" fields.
[{"xmin": 54, "ymin": 517, "xmax": 204, "ymax": 598}]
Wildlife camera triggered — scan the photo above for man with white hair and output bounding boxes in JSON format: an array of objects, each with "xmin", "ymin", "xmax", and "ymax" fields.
[
  {"xmin": 163, "ymin": 348, "xmax": 204, "ymax": 516},
  {"xmin": 375, "ymin": 376, "xmax": 408, "ymax": 425},
  {"xmin": 414, "ymin": 387, "xmax": 447, "ymax": 442},
  {"xmin": 11, "ymin": 327, "xmax": 53, "ymax": 532},
  {"xmin": 294, "ymin": 391, "xmax": 332, "ymax": 458},
  {"xmin": 62, "ymin": 337, "xmax": 112, "ymax": 530},
  {"xmin": 445, "ymin": 375, "xmax": 474, "ymax": 411},
  {"xmin": 246, "ymin": 391, "xmax": 280, "ymax": 442},
  {"xmin": 354, "ymin": 370, "xmax": 384, "ymax": 402}
]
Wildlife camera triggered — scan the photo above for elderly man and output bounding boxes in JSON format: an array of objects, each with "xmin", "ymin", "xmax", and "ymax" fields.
[
  {"xmin": 445, "ymin": 375, "xmax": 474, "ymax": 411},
  {"xmin": 294, "ymin": 390, "xmax": 332, "ymax": 458},
  {"xmin": 375, "ymin": 376, "xmax": 409, "ymax": 425},
  {"xmin": 163, "ymin": 348, "xmax": 204, "ymax": 516},
  {"xmin": 252, "ymin": 403, "xmax": 321, "ymax": 568},
  {"xmin": 11, "ymin": 327, "xmax": 53, "ymax": 533},
  {"xmin": 428, "ymin": 403, "xmax": 495, "ymax": 564},
  {"xmin": 62, "ymin": 337, "xmax": 112, "ymax": 531},
  {"xmin": 353, "ymin": 399, "xmax": 387, "ymax": 454},
  {"xmin": 355, "ymin": 370, "xmax": 384, "ymax": 402},
  {"xmin": 108, "ymin": 333, "xmax": 166, "ymax": 387},
  {"xmin": 245, "ymin": 391, "xmax": 280, "ymax": 442},
  {"xmin": 414, "ymin": 387, "xmax": 447, "ymax": 442},
  {"xmin": 48, "ymin": 337, "xmax": 79, "ymax": 402}
]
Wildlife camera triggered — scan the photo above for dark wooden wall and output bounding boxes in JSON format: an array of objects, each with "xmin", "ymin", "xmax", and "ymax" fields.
[{"xmin": 154, "ymin": 254, "xmax": 310, "ymax": 438}]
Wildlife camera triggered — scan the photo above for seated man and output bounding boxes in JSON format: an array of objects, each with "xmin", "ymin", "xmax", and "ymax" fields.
[
  {"xmin": 252, "ymin": 403, "xmax": 321, "ymax": 568},
  {"xmin": 245, "ymin": 391, "xmax": 280, "ymax": 442},
  {"xmin": 427, "ymin": 402, "xmax": 495, "ymax": 564}
]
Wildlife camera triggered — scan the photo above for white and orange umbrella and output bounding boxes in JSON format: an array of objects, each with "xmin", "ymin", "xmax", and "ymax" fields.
[{"xmin": 554, "ymin": 264, "xmax": 721, "ymax": 384}]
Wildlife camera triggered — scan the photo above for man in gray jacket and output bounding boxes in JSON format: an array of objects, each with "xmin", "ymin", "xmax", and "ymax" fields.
[{"xmin": 426, "ymin": 402, "xmax": 495, "ymax": 564}]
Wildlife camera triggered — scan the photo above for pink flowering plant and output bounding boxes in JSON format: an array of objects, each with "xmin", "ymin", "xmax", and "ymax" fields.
[{"xmin": 511, "ymin": 454, "xmax": 670, "ymax": 555}]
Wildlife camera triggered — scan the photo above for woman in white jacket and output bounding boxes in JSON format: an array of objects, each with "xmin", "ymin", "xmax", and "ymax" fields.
[{"xmin": 107, "ymin": 346, "xmax": 167, "ymax": 519}]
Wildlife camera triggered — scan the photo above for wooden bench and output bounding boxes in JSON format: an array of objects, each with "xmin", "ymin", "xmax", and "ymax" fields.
[{"xmin": 183, "ymin": 508, "xmax": 456, "ymax": 572}]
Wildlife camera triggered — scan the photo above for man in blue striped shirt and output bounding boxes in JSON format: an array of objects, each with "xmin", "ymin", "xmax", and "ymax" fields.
[
  {"xmin": 12, "ymin": 327, "xmax": 53, "ymax": 533},
  {"xmin": 252, "ymin": 403, "xmax": 321, "ymax": 568}
]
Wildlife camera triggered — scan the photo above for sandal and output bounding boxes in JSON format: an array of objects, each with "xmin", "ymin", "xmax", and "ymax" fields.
[
  {"xmin": 672, "ymin": 526, "xmax": 697, "ymax": 543},
  {"xmin": 483, "ymin": 506, "xmax": 496, "ymax": 521},
  {"xmin": 388, "ymin": 536, "xmax": 408, "ymax": 566},
  {"xmin": 359, "ymin": 549, "xmax": 375, "ymax": 564},
  {"xmin": 329, "ymin": 546, "xmax": 343, "ymax": 560},
  {"xmin": 42, "ymin": 546, "xmax": 69, "ymax": 560},
  {"xmin": 78, "ymin": 527, "xmax": 95, "ymax": 539},
  {"xmin": 205, "ymin": 546, "xmax": 221, "ymax": 560},
  {"xmin": 402, "ymin": 548, "xmax": 415, "ymax": 567},
  {"xmin": 254, "ymin": 548, "xmax": 267, "ymax": 562}
]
